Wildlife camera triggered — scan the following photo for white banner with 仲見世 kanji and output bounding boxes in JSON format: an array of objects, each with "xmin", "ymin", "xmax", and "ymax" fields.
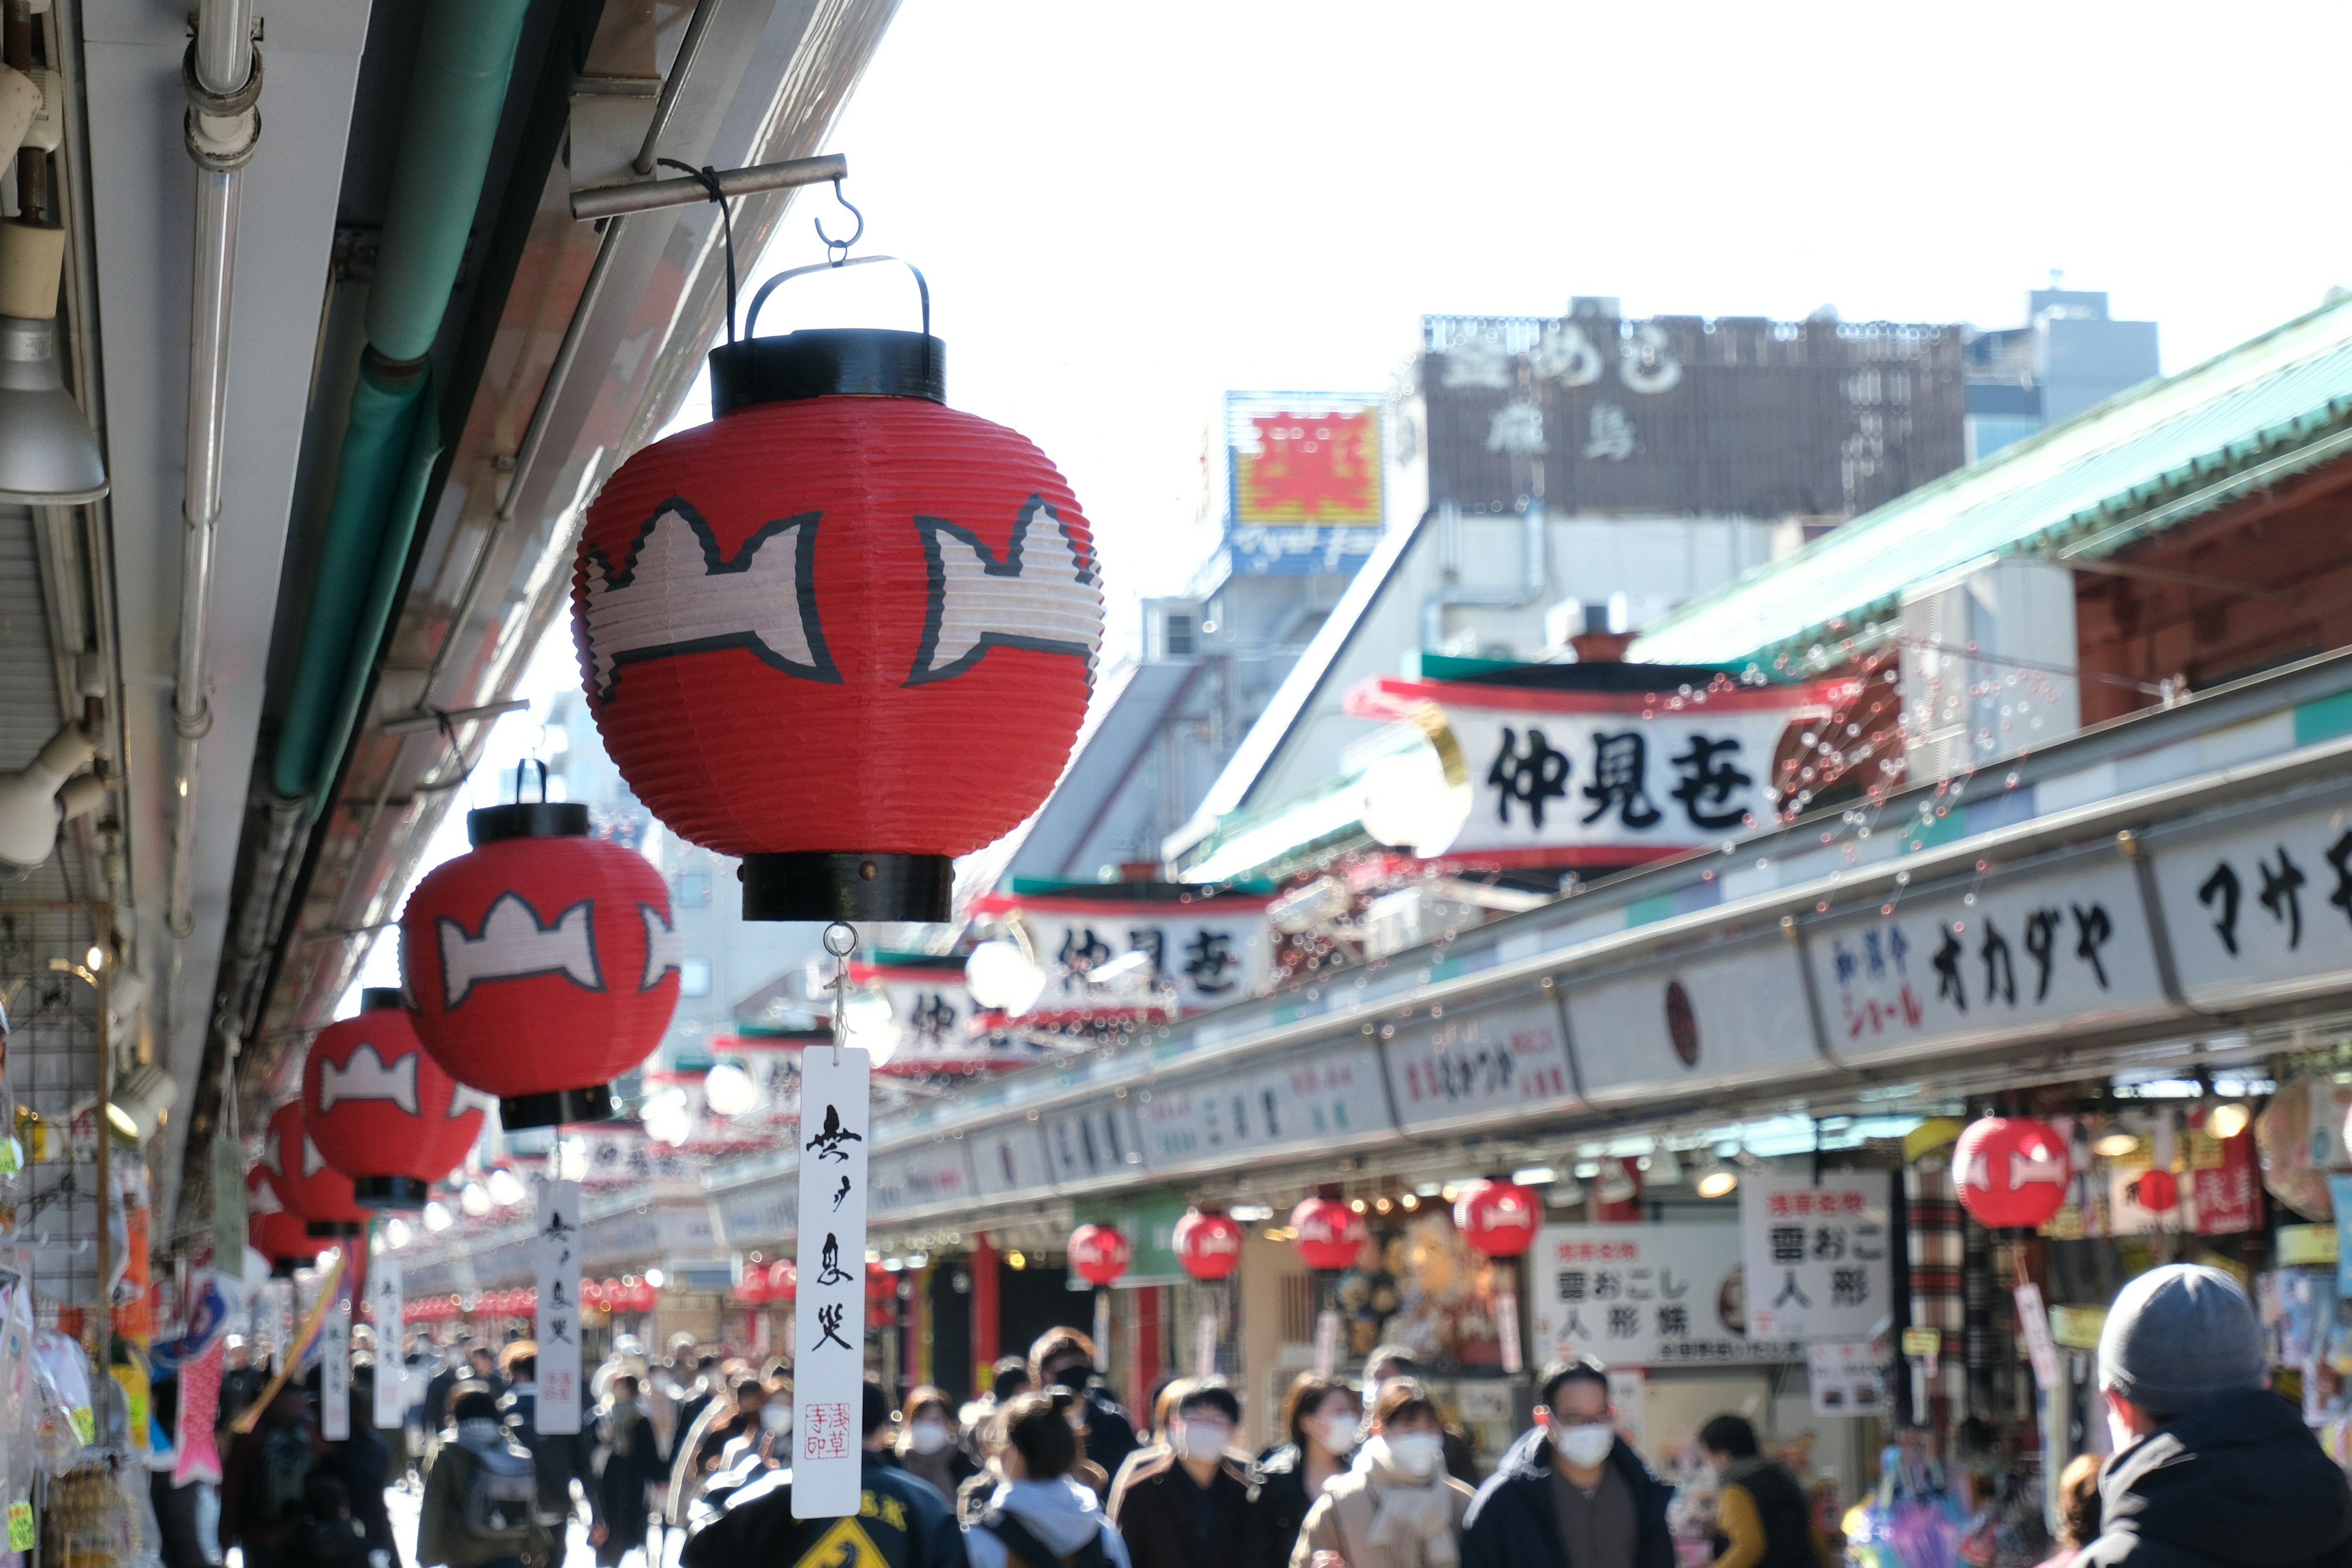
[
  {"xmin": 533, "ymin": 1179, "xmax": 583, "ymax": 1433},
  {"xmin": 793, "ymin": 1046, "xmax": 872, "ymax": 1520},
  {"xmin": 1740, "ymin": 1175, "xmax": 1894, "ymax": 1343}
]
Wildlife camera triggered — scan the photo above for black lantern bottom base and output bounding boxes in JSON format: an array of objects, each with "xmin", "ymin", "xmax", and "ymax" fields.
[
  {"xmin": 353, "ymin": 1175, "xmax": 433, "ymax": 1208},
  {"xmin": 271, "ymin": 1259, "xmax": 299, "ymax": 1278},
  {"xmin": 500, "ymin": 1083, "xmax": 615, "ymax": 1130},
  {"xmin": 306, "ymin": 1221, "xmax": 363, "ymax": 1237},
  {"xmin": 739, "ymin": 851, "xmax": 954, "ymax": 922}
]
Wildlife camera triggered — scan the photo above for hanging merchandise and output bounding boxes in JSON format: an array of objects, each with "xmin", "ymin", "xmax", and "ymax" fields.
[
  {"xmin": 302, "ymin": 987, "xmax": 486, "ymax": 1206},
  {"xmin": 260, "ymin": 1102, "xmax": 366, "ymax": 1237},
  {"xmin": 399, "ymin": 763, "xmax": 680, "ymax": 1128},
  {"xmin": 1068, "ymin": 1224, "xmax": 1131, "ymax": 1286},
  {"xmin": 1173, "ymin": 1209, "xmax": 1243, "ymax": 1281},
  {"xmin": 2258, "ymin": 1076, "xmax": 2352, "ymax": 1219},
  {"xmin": 1953, "ymin": 1116, "xmax": 2070, "ymax": 1229},
  {"xmin": 570, "ymin": 257, "xmax": 1104, "ymax": 924},
  {"xmin": 1291, "ymin": 1196, "xmax": 1368, "ymax": 1272},
  {"xmin": 1453, "ymin": 1179, "xmax": 1540, "ymax": 1257}
]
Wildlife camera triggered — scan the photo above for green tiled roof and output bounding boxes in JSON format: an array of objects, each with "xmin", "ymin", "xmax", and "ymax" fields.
[{"xmin": 1631, "ymin": 294, "xmax": 2352, "ymax": 673}]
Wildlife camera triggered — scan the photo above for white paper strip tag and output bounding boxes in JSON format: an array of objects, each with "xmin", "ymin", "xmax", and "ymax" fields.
[
  {"xmin": 320, "ymin": 1254, "xmax": 352, "ymax": 1442},
  {"xmin": 2015, "ymin": 1281, "xmax": 2062, "ymax": 1391},
  {"xmin": 273, "ymin": 1279, "xmax": 294, "ymax": 1375},
  {"xmin": 1314, "ymin": 1309, "xmax": 1341, "ymax": 1377},
  {"xmin": 793, "ymin": 1046, "xmax": 872, "ymax": 1520},
  {"xmin": 534, "ymin": 1178, "xmax": 583, "ymax": 1434},
  {"xmin": 1496, "ymin": 1287, "xmax": 1524, "ymax": 1375},
  {"xmin": 371, "ymin": 1256, "xmax": 404, "ymax": 1429},
  {"xmin": 1194, "ymin": 1312, "xmax": 1217, "ymax": 1376}
]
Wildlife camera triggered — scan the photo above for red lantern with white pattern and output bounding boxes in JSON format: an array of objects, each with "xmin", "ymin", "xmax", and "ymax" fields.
[
  {"xmin": 399, "ymin": 774, "xmax": 679, "ymax": 1129},
  {"xmin": 262, "ymin": 1102, "xmax": 366, "ymax": 1237},
  {"xmin": 1453, "ymin": 1180, "xmax": 1541, "ymax": 1257},
  {"xmin": 1954, "ymin": 1116, "xmax": 2071, "ymax": 1229},
  {"xmin": 569, "ymin": 299, "xmax": 1104, "ymax": 924},
  {"xmin": 302, "ymin": 988, "xmax": 486, "ymax": 1208},
  {"xmin": 1289, "ymin": 1197, "xmax": 1366, "ymax": 1272},
  {"xmin": 766, "ymin": 1259, "xmax": 796, "ymax": 1302},
  {"xmin": 1069, "ymin": 1224, "xmax": 1131, "ymax": 1287},
  {"xmin": 734, "ymin": 1265, "xmax": 772, "ymax": 1305},
  {"xmin": 1173, "ymin": 1210, "xmax": 1243, "ymax": 1281},
  {"xmin": 247, "ymin": 1169, "xmax": 312, "ymax": 1277}
]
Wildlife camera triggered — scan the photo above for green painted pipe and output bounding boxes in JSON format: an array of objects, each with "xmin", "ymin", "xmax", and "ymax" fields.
[{"xmin": 271, "ymin": 0, "xmax": 532, "ymax": 803}]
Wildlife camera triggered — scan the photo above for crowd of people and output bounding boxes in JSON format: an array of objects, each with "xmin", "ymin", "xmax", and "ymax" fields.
[{"xmin": 180, "ymin": 1264, "xmax": 2352, "ymax": 1568}]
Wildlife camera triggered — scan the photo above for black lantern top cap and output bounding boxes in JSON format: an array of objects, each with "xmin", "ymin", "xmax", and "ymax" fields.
[
  {"xmin": 467, "ymin": 759, "xmax": 589, "ymax": 845},
  {"xmin": 709, "ymin": 328, "xmax": 946, "ymax": 412},
  {"xmin": 360, "ymin": 987, "xmax": 404, "ymax": 1012}
]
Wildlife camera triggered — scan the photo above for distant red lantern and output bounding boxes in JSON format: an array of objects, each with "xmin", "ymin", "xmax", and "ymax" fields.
[
  {"xmin": 622, "ymin": 1276, "xmax": 657, "ymax": 1312},
  {"xmin": 1955, "ymin": 1116, "xmax": 2071, "ymax": 1229},
  {"xmin": 1290, "ymin": 1197, "xmax": 1367, "ymax": 1272},
  {"xmin": 302, "ymin": 988, "xmax": 486, "ymax": 1208},
  {"xmin": 2132, "ymin": 1167, "xmax": 2181, "ymax": 1215},
  {"xmin": 570, "ymin": 302, "xmax": 1104, "ymax": 923},
  {"xmin": 734, "ymin": 1265, "xmax": 772, "ymax": 1305},
  {"xmin": 1173, "ymin": 1209, "xmax": 1243, "ymax": 1281},
  {"xmin": 1069, "ymin": 1224, "xmax": 1131, "ymax": 1287},
  {"xmin": 399, "ymin": 775, "xmax": 679, "ymax": 1128},
  {"xmin": 867, "ymin": 1267, "xmax": 901, "ymax": 1304},
  {"xmin": 262, "ymin": 1102, "xmax": 366, "ymax": 1237},
  {"xmin": 247, "ymin": 1208, "xmax": 311, "ymax": 1276},
  {"xmin": 766, "ymin": 1259, "xmax": 796, "ymax": 1302},
  {"xmin": 1454, "ymin": 1180, "xmax": 1540, "ymax": 1257}
]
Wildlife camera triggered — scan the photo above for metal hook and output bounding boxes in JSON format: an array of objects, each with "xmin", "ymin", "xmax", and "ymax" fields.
[
  {"xmin": 513, "ymin": 757, "xmax": 548, "ymax": 805},
  {"xmin": 823, "ymin": 921, "xmax": 858, "ymax": 1063},
  {"xmin": 815, "ymin": 178, "xmax": 863, "ymax": 266}
]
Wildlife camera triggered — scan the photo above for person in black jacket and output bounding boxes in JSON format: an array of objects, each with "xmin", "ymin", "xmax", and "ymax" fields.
[
  {"xmin": 1246, "ymin": 1373, "xmax": 1360, "ymax": 1568},
  {"xmin": 2082, "ymin": 1264, "xmax": 2352, "ymax": 1568},
  {"xmin": 500, "ymin": 1352, "xmax": 592, "ymax": 1539},
  {"xmin": 1031, "ymin": 1328, "xmax": 1140, "ymax": 1485},
  {"xmin": 681, "ymin": 1379, "xmax": 968, "ymax": 1568},
  {"xmin": 1461, "ymin": 1358, "xmax": 1672, "ymax": 1568},
  {"xmin": 1697, "ymin": 1415, "xmax": 1828, "ymax": 1568}
]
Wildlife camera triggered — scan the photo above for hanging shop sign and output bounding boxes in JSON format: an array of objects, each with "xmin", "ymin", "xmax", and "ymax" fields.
[
  {"xmin": 867, "ymin": 1142, "xmax": 978, "ymax": 1219},
  {"xmin": 567, "ymin": 1125, "xmax": 712, "ymax": 1188},
  {"xmin": 968, "ymin": 1120, "xmax": 1055, "ymax": 1200},
  {"xmin": 1566, "ymin": 933, "xmax": 1820, "ymax": 1104},
  {"xmin": 1138, "ymin": 1042, "xmax": 1392, "ymax": 1175},
  {"xmin": 1346, "ymin": 675, "xmax": 1837, "ymax": 865},
  {"xmin": 320, "ymin": 1253, "xmax": 352, "ymax": 1441},
  {"xmin": 1040, "ymin": 1101, "xmax": 1144, "ymax": 1188},
  {"xmin": 302, "ymin": 988, "xmax": 486, "ymax": 1208},
  {"xmin": 1806, "ymin": 1341, "xmax": 1887, "ymax": 1417},
  {"xmin": 1807, "ymin": 850, "xmax": 2169, "ymax": 1071},
  {"xmin": 399, "ymin": 779, "xmax": 680, "ymax": 1128},
  {"xmin": 793, "ymin": 1045, "xmax": 874, "ymax": 1519},
  {"xmin": 370, "ymin": 1257, "xmax": 404, "ymax": 1429},
  {"xmin": 711, "ymin": 1172, "xmax": 798, "ymax": 1252},
  {"xmin": 532, "ymin": 1180, "xmax": 583, "ymax": 1434},
  {"xmin": 979, "ymin": 892, "xmax": 1275, "ymax": 1021},
  {"xmin": 2149, "ymin": 792, "xmax": 2352, "ymax": 1011},
  {"xmin": 843, "ymin": 956, "xmax": 1027, "ymax": 1072},
  {"xmin": 1530, "ymin": 1224, "xmax": 1804, "ymax": 1368},
  {"xmin": 1383, "ymin": 993, "xmax": 1577, "ymax": 1134},
  {"xmin": 1740, "ymin": 1175, "xmax": 1894, "ymax": 1343},
  {"xmin": 1223, "ymin": 391, "xmax": 1385, "ymax": 575},
  {"xmin": 573, "ymin": 282, "xmax": 1104, "ymax": 926}
]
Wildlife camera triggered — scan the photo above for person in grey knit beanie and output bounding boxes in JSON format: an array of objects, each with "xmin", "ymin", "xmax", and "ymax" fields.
[{"xmin": 2097, "ymin": 1262, "xmax": 2266, "ymax": 1423}]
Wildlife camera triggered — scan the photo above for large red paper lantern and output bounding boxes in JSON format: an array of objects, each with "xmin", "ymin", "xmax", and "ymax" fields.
[
  {"xmin": 1954, "ymin": 1115, "xmax": 2071, "ymax": 1229},
  {"xmin": 399, "ymin": 786, "xmax": 679, "ymax": 1128},
  {"xmin": 262, "ymin": 1102, "xmax": 366, "ymax": 1237},
  {"xmin": 1454, "ymin": 1180, "xmax": 1540, "ymax": 1257},
  {"xmin": 302, "ymin": 988, "xmax": 486, "ymax": 1208},
  {"xmin": 246, "ymin": 1167, "xmax": 313, "ymax": 1279},
  {"xmin": 1069, "ymin": 1224, "xmax": 1131, "ymax": 1287},
  {"xmin": 569, "ymin": 307, "xmax": 1104, "ymax": 923},
  {"xmin": 1173, "ymin": 1209, "xmax": 1243, "ymax": 1281},
  {"xmin": 1290, "ymin": 1197, "xmax": 1367, "ymax": 1272}
]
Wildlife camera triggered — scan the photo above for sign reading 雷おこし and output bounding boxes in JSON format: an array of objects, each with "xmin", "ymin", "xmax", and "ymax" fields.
[{"xmin": 1740, "ymin": 1175, "xmax": 1893, "ymax": 1343}]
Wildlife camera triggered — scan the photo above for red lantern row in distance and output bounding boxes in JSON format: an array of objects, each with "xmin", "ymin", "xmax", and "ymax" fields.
[
  {"xmin": 263, "ymin": 1101, "xmax": 366, "ymax": 1237},
  {"xmin": 400, "ymin": 768, "xmax": 680, "ymax": 1129},
  {"xmin": 1291, "ymin": 1196, "xmax": 1367, "ymax": 1272},
  {"xmin": 303, "ymin": 988, "xmax": 486, "ymax": 1208},
  {"xmin": 1069, "ymin": 1224, "xmax": 1131, "ymax": 1286},
  {"xmin": 1173, "ymin": 1210, "xmax": 1242, "ymax": 1281},
  {"xmin": 1454, "ymin": 1180, "xmax": 1540, "ymax": 1258},
  {"xmin": 571, "ymin": 279, "xmax": 1105, "ymax": 922},
  {"xmin": 1954, "ymin": 1116, "xmax": 2071, "ymax": 1229}
]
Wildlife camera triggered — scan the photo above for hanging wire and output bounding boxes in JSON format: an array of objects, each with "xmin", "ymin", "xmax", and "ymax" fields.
[
  {"xmin": 658, "ymin": 158, "xmax": 740, "ymax": 342},
  {"xmin": 816, "ymin": 178, "xmax": 863, "ymax": 266},
  {"xmin": 824, "ymin": 922, "xmax": 858, "ymax": 1065}
]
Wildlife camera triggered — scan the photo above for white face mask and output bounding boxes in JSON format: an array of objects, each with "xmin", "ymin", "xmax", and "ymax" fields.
[
  {"xmin": 908, "ymin": 1420, "xmax": 952, "ymax": 1455},
  {"xmin": 759, "ymin": 1404, "xmax": 792, "ymax": 1434},
  {"xmin": 1555, "ymin": 1423, "xmax": 1615, "ymax": 1469},
  {"xmin": 1308, "ymin": 1414, "xmax": 1360, "ymax": 1454},
  {"xmin": 1170, "ymin": 1421, "xmax": 1230, "ymax": 1460},
  {"xmin": 1382, "ymin": 1432, "xmax": 1444, "ymax": 1479}
]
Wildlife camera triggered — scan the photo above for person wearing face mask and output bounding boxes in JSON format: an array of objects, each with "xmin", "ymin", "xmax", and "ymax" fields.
[
  {"xmin": 1031, "ymin": 1329, "xmax": 1140, "ymax": 1484},
  {"xmin": 1107, "ymin": 1381, "xmax": 1253, "ymax": 1568},
  {"xmin": 965, "ymin": 1390, "xmax": 1132, "ymax": 1568},
  {"xmin": 1695, "ymin": 1417, "xmax": 1830, "ymax": 1568},
  {"xmin": 902, "ymin": 1386, "xmax": 981, "ymax": 1503},
  {"xmin": 1362, "ymin": 1348, "xmax": 1479, "ymax": 1487},
  {"xmin": 691, "ymin": 1379, "xmax": 797, "ymax": 1526},
  {"xmin": 2078, "ymin": 1264, "xmax": 2352, "ymax": 1568},
  {"xmin": 1460, "ymin": 1358, "xmax": 1672, "ymax": 1568},
  {"xmin": 1290, "ymin": 1379, "xmax": 1473, "ymax": 1568},
  {"xmin": 590, "ymin": 1374, "xmax": 663, "ymax": 1568},
  {"xmin": 1248, "ymin": 1375, "xmax": 1362, "ymax": 1568}
]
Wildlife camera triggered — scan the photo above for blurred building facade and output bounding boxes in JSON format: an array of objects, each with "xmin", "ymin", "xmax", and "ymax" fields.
[{"xmin": 1965, "ymin": 285, "xmax": 2161, "ymax": 461}]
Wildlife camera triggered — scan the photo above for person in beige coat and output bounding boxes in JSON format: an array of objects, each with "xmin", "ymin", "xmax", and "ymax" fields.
[{"xmin": 1292, "ymin": 1378, "xmax": 1474, "ymax": 1568}]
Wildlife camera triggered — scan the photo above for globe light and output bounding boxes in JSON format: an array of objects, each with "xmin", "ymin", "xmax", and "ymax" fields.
[
  {"xmin": 422, "ymin": 1202, "xmax": 454, "ymax": 1232},
  {"xmin": 1359, "ymin": 739, "xmax": 1471, "ymax": 858},
  {"xmin": 644, "ymin": 1267, "xmax": 665, "ymax": 1289},
  {"xmin": 844, "ymin": 993, "xmax": 898, "ymax": 1066},
  {"xmin": 703, "ymin": 1061, "xmax": 760, "ymax": 1118},
  {"xmin": 458, "ymin": 1182, "xmax": 492, "ymax": 1217},
  {"xmin": 642, "ymin": 1087, "xmax": 693, "ymax": 1146},
  {"xmin": 965, "ymin": 939, "xmax": 1046, "ymax": 1014},
  {"xmin": 2209, "ymin": 1101, "xmax": 2250, "ymax": 1139},
  {"xmin": 385, "ymin": 1216, "xmax": 412, "ymax": 1250},
  {"xmin": 485, "ymin": 1167, "xmax": 527, "ymax": 1207}
]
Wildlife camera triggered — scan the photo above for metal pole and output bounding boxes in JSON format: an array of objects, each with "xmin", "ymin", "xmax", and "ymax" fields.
[
  {"xmin": 568, "ymin": 153, "xmax": 845, "ymax": 221},
  {"xmin": 92, "ymin": 958, "xmax": 109, "ymax": 1444}
]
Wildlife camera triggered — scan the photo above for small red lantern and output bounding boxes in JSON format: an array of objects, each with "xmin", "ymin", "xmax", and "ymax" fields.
[
  {"xmin": 262, "ymin": 1102, "xmax": 366, "ymax": 1237},
  {"xmin": 302, "ymin": 988, "xmax": 486, "ymax": 1208},
  {"xmin": 247, "ymin": 1208, "xmax": 311, "ymax": 1276},
  {"xmin": 1955, "ymin": 1116, "xmax": 2071, "ymax": 1229},
  {"xmin": 2132, "ymin": 1167, "xmax": 2181, "ymax": 1215},
  {"xmin": 624, "ymin": 1277, "xmax": 657, "ymax": 1312},
  {"xmin": 399, "ymin": 773, "xmax": 679, "ymax": 1128},
  {"xmin": 735, "ymin": 1265, "xmax": 772, "ymax": 1305},
  {"xmin": 766, "ymin": 1259, "xmax": 796, "ymax": 1302},
  {"xmin": 1290, "ymin": 1197, "xmax": 1367, "ymax": 1272},
  {"xmin": 1454, "ymin": 1180, "xmax": 1540, "ymax": 1257},
  {"xmin": 570, "ymin": 294, "xmax": 1104, "ymax": 923},
  {"xmin": 867, "ymin": 1267, "xmax": 900, "ymax": 1303},
  {"xmin": 1174, "ymin": 1210, "xmax": 1243, "ymax": 1281},
  {"xmin": 1069, "ymin": 1224, "xmax": 1131, "ymax": 1286}
]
